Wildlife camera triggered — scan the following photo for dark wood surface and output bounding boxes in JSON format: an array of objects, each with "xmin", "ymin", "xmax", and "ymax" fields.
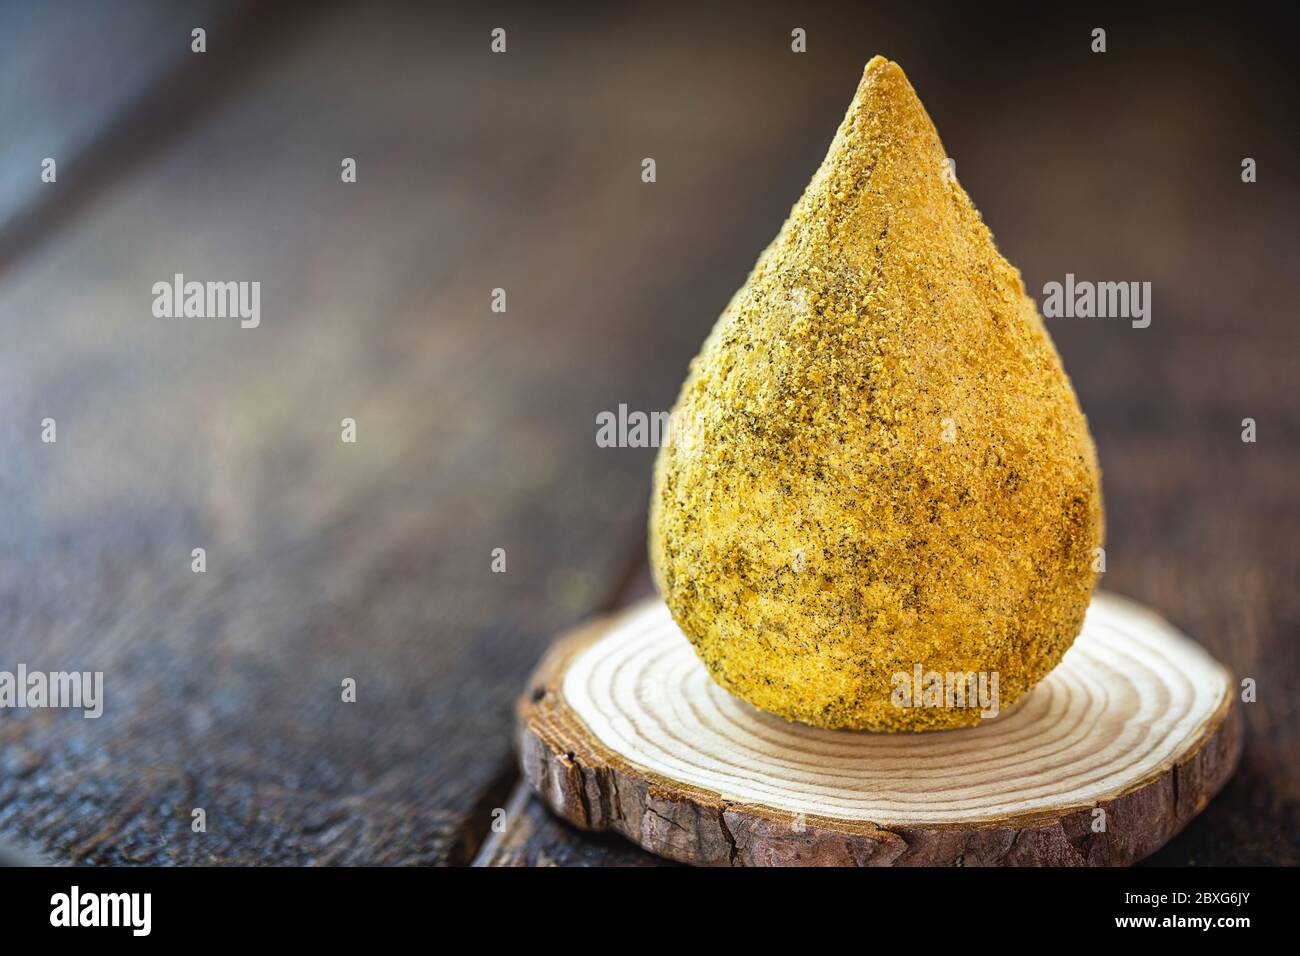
[{"xmin": 0, "ymin": 2, "xmax": 1295, "ymax": 866}]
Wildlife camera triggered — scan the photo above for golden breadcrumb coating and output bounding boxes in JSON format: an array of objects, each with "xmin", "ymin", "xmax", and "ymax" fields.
[{"xmin": 649, "ymin": 57, "xmax": 1103, "ymax": 731}]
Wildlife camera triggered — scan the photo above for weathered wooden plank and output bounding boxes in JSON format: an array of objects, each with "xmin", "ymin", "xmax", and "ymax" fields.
[{"xmin": 0, "ymin": 5, "xmax": 848, "ymax": 864}]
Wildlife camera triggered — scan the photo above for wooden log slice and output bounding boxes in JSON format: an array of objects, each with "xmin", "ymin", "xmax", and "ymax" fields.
[{"xmin": 517, "ymin": 592, "xmax": 1242, "ymax": 866}]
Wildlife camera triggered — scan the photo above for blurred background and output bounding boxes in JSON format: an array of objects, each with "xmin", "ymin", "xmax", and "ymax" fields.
[{"xmin": 0, "ymin": 0, "xmax": 1295, "ymax": 865}]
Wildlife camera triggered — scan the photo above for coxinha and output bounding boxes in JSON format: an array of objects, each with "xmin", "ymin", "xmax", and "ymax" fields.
[{"xmin": 649, "ymin": 57, "xmax": 1103, "ymax": 732}]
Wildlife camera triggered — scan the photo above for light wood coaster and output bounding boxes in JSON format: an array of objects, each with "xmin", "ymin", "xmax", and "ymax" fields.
[{"xmin": 517, "ymin": 592, "xmax": 1242, "ymax": 866}]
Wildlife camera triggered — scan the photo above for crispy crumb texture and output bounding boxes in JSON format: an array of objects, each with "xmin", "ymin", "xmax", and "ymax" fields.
[{"xmin": 649, "ymin": 57, "xmax": 1104, "ymax": 731}]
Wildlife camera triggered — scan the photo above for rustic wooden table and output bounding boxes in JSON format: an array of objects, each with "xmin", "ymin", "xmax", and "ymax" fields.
[{"xmin": 0, "ymin": 2, "xmax": 1294, "ymax": 866}]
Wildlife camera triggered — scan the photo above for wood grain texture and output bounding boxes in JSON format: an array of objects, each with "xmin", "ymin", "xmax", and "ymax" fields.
[
  {"xmin": 518, "ymin": 595, "xmax": 1242, "ymax": 866},
  {"xmin": 0, "ymin": 5, "xmax": 849, "ymax": 864},
  {"xmin": 472, "ymin": 778, "xmax": 669, "ymax": 867},
  {"xmin": 0, "ymin": 4, "xmax": 1295, "ymax": 866}
]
